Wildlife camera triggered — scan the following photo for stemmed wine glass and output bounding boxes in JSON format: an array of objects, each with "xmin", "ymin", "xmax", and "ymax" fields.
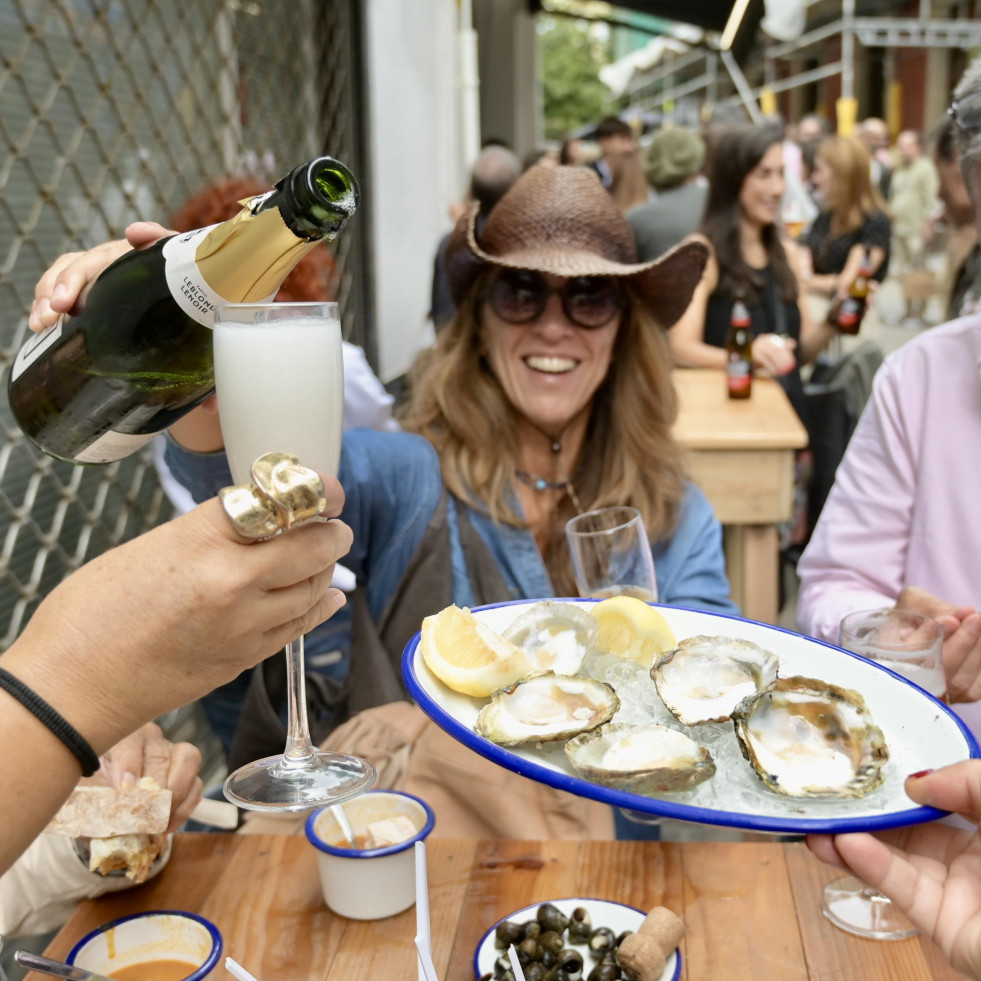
[
  {"xmin": 214, "ymin": 301, "xmax": 376, "ymax": 811},
  {"xmin": 566, "ymin": 506, "xmax": 662, "ymax": 835},
  {"xmin": 821, "ymin": 607, "xmax": 946, "ymax": 940}
]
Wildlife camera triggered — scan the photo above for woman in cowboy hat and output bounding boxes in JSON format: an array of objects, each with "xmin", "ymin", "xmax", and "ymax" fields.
[{"xmin": 30, "ymin": 166, "xmax": 738, "ymax": 839}]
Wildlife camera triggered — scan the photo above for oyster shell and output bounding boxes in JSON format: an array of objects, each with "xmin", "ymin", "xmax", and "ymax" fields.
[
  {"xmin": 732, "ymin": 675, "xmax": 889, "ymax": 799},
  {"xmin": 502, "ymin": 601, "xmax": 598, "ymax": 677},
  {"xmin": 565, "ymin": 722, "xmax": 715, "ymax": 794},
  {"xmin": 474, "ymin": 674, "xmax": 619, "ymax": 747},
  {"xmin": 652, "ymin": 635, "xmax": 779, "ymax": 725}
]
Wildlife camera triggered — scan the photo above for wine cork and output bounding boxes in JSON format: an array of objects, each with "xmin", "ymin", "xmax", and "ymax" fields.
[
  {"xmin": 639, "ymin": 905, "xmax": 685, "ymax": 952},
  {"xmin": 617, "ymin": 933, "xmax": 666, "ymax": 981},
  {"xmin": 616, "ymin": 905, "xmax": 685, "ymax": 981}
]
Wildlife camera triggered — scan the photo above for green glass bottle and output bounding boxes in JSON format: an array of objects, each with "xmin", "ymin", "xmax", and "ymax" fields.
[{"xmin": 7, "ymin": 157, "xmax": 359, "ymax": 464}]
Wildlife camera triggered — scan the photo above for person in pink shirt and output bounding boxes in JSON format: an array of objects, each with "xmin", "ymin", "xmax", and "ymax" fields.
[{"xmin": 795, "ymin": 310, "xmax": 981, "ymax": 718}]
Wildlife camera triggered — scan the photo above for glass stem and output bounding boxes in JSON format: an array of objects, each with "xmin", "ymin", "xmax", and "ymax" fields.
[{"xmin": 282, "ymin": 636, "xmax": 316, "ymax": 764}]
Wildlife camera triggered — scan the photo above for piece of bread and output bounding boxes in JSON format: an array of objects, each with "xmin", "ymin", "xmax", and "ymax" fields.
[
  {"xmin": 88, "ymin": 833, "xmax": 165, "ymax": 883},
  {"xmin": 47, "ymin": 777, "xmax": 172, "ymax": 837}
]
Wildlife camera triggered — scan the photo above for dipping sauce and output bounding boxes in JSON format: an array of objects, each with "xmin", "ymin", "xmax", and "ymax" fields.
[{"xmin": 108, "ymin": 960, "xmax": 198, "ymax": 981}]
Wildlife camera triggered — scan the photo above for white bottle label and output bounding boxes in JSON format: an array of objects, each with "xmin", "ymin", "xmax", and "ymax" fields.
[
  {"xmin": 73, "ymin": 429, "xmax": 157, "ymax": 464},
  {"xmin": 11, "ymin": 316, "xmax": 64, "ymax": 381},
  {"xmin": 162, "ymin": 225, "xmax": 230, "ymax": 328}
]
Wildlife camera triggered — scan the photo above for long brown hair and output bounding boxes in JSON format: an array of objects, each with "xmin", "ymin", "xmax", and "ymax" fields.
[
  {"xmin": 609, "ymin": 151, "xmax": 652, "ymax": 213},
  {"xmin": 398, "ymin": 281, "xmax": 686, "ymax": 595},
  {"xmin": 817, "ymin": 135, "xmax": 889, "ymax": 236},
  {"xmin": 701, "ymin": 124, "xmax": 797, "ymax": 305}
]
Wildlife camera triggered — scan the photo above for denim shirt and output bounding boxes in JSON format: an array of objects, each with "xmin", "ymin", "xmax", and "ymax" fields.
[{"xmin": 165, "ymin": 428, "xmax": 737, "ymax": 663}]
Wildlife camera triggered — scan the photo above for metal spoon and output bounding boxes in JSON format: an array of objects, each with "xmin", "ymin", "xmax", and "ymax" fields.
[{"xmin": 14, "ymin": 951, "xmax": 115, "ymax": 981}]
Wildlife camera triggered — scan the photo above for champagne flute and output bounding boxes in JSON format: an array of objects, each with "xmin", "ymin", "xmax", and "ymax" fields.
[
  {"xmin": 820, "ymin": 607, "xmax": 945, "ymax": 940},
  {"xmin": 215, "ymin": 301, "xmax": 376, "ymax": 811}
]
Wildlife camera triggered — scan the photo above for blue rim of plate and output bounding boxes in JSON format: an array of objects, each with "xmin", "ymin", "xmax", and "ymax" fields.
[
  {"xmin": 403, "ymin": 598, "xmax": 981, "ymax": 835},
  {"xmin": 472, "ymin": 897, "xmax": 681, "ymax": 981},
  {"xmin": 67, "ymin": 910, "xmax": 223, "ymax": 981}
]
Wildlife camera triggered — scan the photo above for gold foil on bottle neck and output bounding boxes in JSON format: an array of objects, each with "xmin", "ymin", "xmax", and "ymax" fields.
[{"xmin": 193, "ymin": 204, "xmax": 318, "ymax": 302}]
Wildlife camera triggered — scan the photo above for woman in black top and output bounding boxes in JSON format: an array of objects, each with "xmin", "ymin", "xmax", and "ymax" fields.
[
  {"xmin": 803, "ymin": 135, "xmax": 890, "ymax": 299},
  {"xmin": 670, "ymin": 124, "xmax": 837, "ymax": 420}
]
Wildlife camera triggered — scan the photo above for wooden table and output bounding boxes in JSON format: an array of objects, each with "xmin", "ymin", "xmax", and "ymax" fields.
[
  {"xmin": 672, "ymin": 369, "xmax": 808, "ymax": 624},
  {"xmin": 33, "ymin": 834, "xmax": 967, "ymax": 981}
]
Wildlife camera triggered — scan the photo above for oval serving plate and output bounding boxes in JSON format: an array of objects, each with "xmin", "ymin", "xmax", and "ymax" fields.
[
  {"xmin": 403, "ymin": 599, "xmax": 980, "ymax": 835},
  {"xmin": 473, "ymin": 897, "xmax": 680, "ymax": 981}
]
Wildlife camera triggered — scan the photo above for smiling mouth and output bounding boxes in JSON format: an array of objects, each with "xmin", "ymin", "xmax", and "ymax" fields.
[{"xmin": 524, "ymin": 355, "xmax": 578, "ymax": 374}]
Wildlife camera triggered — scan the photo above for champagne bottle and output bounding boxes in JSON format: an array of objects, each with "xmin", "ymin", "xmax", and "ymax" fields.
[
  {"xmin": 725, "ymin": 296, "xmax": 753, "ymax": 399},
  {"xmin": 7, "ymin": 157, "xmax": 359, "ymax": 464},
  {"xmin": 827, "ymin": 249, "xmax": 871, "ymax": 335}
]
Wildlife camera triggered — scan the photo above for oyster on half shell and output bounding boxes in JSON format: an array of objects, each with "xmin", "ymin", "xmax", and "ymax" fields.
[
  {"xmin": 565, "ymin": 722, "xmax": 715, "ymax": 794},
  {"xmin": 732, "ymin": 675, "xmax": 889, "ymax": 799},
  {"xmin": 502, "ymin": 600, "xmax": 599, "ymax": 677},
  {"xmin": 474, "ymin": 674, "xmax": 619, "ymax": 748},
  {"xmin": 652, "ymin": 635, "xmax": 779, "ymax": 725}
]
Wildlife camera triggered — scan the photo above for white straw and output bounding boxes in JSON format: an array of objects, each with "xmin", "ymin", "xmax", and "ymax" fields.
[
  {"xmin": 225, "ymin": 957, "xmax": 261, "ymax": 981},
  {"xmin": 507, "ymin": 944, "xmax": 527, "ymax": 981},
  {"xmin": 415, "ymin": 840, "xmax": 432, "ymax": 981},
  {"xmin": 414, "ymin": 935, "xmax": 440, "ymax": 981}
]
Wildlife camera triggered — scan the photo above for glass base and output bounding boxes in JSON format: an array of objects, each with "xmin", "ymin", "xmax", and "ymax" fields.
[
  {"xmin": 223, "ymin": 751, "xmax": 376, "ymax": 813},
  {"xmin": 821, "ymin": 875, "xmax": 919, "ymax": 940}
]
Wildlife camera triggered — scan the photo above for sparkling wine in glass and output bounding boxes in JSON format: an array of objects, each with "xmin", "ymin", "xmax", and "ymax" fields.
[
  {"xmin": 214, "ymin": 301, "xmax": 376, "ymax": 811},
  {"xmin": 821, "ymin": 607, "xmax": 945, "ymax": 940}
]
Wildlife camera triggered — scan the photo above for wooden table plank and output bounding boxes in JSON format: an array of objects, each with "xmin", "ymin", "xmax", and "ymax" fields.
[
  {"xmin": 672, "ymin": 370, "xmax": 808, "ymax": 452},
  {"xmin": 32, "ymin": 835, "xmax": 958, "ymax": 981},
  {"xmin": 784, "ymin": 842, "xmax": 971, "ymax": 981},
  {"xmin": 679, "ymin": 841, "xmax": 808, "ymax": 981}
]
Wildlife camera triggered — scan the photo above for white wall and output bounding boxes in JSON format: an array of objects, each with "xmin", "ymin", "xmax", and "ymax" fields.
[{"xmin": 365, "ymin": 0, "xmax": 463, "ymax": 381}]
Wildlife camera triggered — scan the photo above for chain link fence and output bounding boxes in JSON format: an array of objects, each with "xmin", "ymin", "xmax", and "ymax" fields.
[{"xmin": 0, "ymin": 0, "xmax": 370, "ymax": 648}]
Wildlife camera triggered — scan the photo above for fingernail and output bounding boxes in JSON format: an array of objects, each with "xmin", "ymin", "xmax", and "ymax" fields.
[
  {"xmin": 909, "ymin": 769, "xmax": 934, "ymax": 780},
  {"xmin": 37, "ymin": 297, "xmax": 53, "ymax": 320},
  {"xmin": 120, "ymin": 771, "xmax": 137, "ymax": 789},
  {"xmin": 52, "ymin": 283, "xmax": 69, "ymax": 302}
]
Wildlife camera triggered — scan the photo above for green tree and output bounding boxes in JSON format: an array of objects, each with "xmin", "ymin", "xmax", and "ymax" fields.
[{"xmin": 539, "ymin": 15, "xmax": 616, "ymax": 142}]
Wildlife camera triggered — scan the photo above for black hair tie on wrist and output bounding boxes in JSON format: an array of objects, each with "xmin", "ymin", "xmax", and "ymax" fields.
[{"xmin": 0, "ymin": 666, "xmax": 100, "ymax": 776}]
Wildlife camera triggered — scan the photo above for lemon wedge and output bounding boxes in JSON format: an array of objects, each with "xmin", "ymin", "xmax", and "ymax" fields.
[
  {"xmin": 420, "ymin": 605, "xmax": 533, "ymax": 698},
  {"xmin": 592, "ymin": 596, "xmax": 677, "ymax": 667}
]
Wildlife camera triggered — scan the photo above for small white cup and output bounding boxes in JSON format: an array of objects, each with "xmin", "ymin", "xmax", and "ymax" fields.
[
  {"xmin": 68, "ymin": 910, "xmax": 222, "ymax": 980},
  {"xmin": 304, "ymin": 790, "xmax": 435, "ymax": 920}
]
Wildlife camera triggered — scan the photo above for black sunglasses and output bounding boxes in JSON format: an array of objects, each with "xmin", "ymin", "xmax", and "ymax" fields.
[
  {"xmin": 948, "ymin": 91, "xmax": 981, "ymax": 132},
  {"xmin": 486, "ymin": 269, "xmax": 625, "ymax": 330}
]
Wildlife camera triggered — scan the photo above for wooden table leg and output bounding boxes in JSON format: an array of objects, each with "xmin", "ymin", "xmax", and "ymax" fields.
[{"xmin": 723, "ymin": 524, "xmax": 780, "ymax": 625}]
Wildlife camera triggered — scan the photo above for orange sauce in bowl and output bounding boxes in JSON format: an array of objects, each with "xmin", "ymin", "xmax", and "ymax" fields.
[{"xmin": 108, "ymin": 960, "xmax": 199, "ymax": 980}]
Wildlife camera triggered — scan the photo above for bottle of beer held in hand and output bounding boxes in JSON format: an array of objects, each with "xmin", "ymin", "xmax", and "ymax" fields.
[
  {"xmin": 828, "ymin": 250, "xmax": 871, "ymax": 335},
  {"xmin": 7, "ymin": 157, "xmax": 359, "ymax": 464},
  {"xmin": 725, "ymin": 297, "xmax": 753, "ymax": 399}
]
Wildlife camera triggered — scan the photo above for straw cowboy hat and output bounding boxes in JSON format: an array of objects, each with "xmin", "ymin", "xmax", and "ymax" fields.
[{"xmin": 443, "ymin": 165, "xmax": 708, "ymax": 327}]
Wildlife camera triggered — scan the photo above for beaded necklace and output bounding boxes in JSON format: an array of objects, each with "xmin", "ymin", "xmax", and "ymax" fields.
[{"xmin": 513, "ymin": 418, "xmax": 584, "ymax": 515}]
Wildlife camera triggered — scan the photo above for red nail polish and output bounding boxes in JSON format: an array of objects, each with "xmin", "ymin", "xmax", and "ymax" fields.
[{"xmin": 909, "ymin": 769, "xmax": 934, "ymax": 780}]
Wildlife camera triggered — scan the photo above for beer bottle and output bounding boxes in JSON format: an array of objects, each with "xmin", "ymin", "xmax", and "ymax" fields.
[
  {"xmin": 725, "ymin": 296, "xmax": 753, "ymax": 399},
  {"xmin": 828, "ymin": 250, "xmax": 871, "ymax": 335}
]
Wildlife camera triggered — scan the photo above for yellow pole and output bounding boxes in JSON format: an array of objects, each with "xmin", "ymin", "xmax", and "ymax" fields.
[
  {"xmin": 836, "ymin": 96, "xmax": 858, "ymax": 136},
  {"xmin": 887, "ymin": 81, "xmax": 903, "ymax": 141},
  {"xmin": 760, "ymin": 86, "xmax": 777, "ymax": 118}
]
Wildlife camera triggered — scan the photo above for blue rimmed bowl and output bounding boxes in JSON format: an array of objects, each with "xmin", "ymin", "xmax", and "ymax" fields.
[{"xmin": 67, "ymin": 909, "xmax": 222, "ymax": 980}]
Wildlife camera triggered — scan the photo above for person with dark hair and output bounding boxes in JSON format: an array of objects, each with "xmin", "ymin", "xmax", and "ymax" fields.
[
  {"xmin": 559, "ymin": 135, "xmax": 583, "ymax": 166},
  {"xmin": 588, "ymin": 116, "xmax": 635, "ymax": 188},
  {"xmin": 669, "ymin": 124, "xmax": 837, "ymax": 423},
  {"xmin": 627, "ymin": 126, "xmax": 708, "ymax": 260},
  {"xmin": 431, "ymin": 145, "xmax": 523, "ymax": 330},
  {"xmin": 796, "ymin": 112, "xmax": 831, "ymax": 145}
]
